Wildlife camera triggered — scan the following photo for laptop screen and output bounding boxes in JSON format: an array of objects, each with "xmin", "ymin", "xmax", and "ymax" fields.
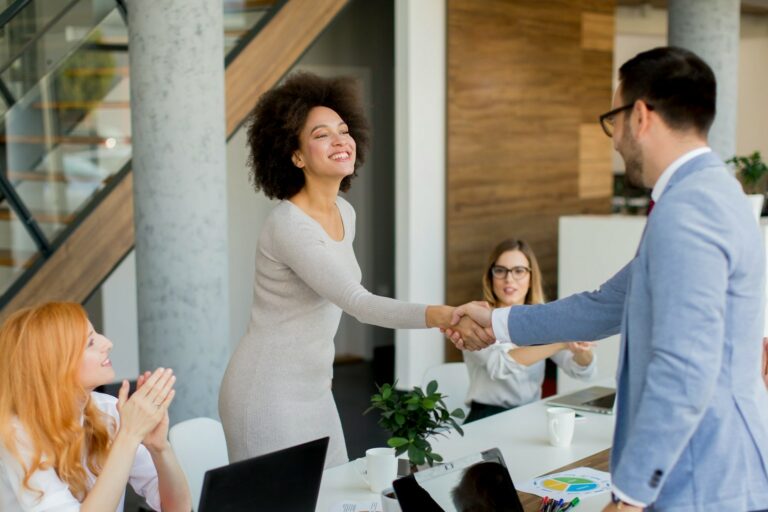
[
  {"xmin": 392, "ymin": 448, "xmax": 523, "ymax": 512},
  {"xmin": 198, "ymin": 437, "xmax": 329, "ymax": 512}
]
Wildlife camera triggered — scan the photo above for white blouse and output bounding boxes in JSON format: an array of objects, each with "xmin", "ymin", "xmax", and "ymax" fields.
[
  {"xmin": 463, "ymin": 341, "xmax": 597, "ymax": 408},
  {"xmin": 0, "ymin": 392, "xmax": 161, "ymax": 512}
]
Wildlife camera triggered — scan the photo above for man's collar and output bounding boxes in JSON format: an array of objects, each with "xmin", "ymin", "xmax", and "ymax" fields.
[{"xmin": 650, "ymin": 147, "xmax": 712, "ymax": 202}]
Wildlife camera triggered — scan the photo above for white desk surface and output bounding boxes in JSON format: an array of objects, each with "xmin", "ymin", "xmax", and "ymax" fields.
[{"xmin": 316, "ymin": 385, "xmax": 616, "ymax": 512}]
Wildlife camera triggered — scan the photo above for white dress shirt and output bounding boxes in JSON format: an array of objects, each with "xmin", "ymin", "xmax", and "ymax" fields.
[
  {"xmin": 463, "ymin": 341, "xmax": 596, "ymax": 408},
  {"xmin": 0, "ymin": 392, "xmax": 162, "ymax": 512}
]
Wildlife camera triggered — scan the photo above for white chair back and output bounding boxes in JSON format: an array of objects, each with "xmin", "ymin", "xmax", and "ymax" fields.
[
  {"xmin": 168, "ymin": 417, "xmax": 228, "ymax": 511},
  {"xmin": 421, "ymin": 362, "xmax": 470, "ymax": 424}
]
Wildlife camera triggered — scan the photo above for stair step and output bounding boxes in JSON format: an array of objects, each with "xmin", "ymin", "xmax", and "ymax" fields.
[
  {"xmin": 32, "ymin": 101, "xmax": 130, "ymax": 110},
  {"xmin": 0, "ymin": 249, "xmax": 38, "ymax": 269},
  {"xmin": 7, "ymin": 170, "xmax": 106, "ymax": 183},
  {"xmin": 0, "ymin": 208, "xmax": 75, "ymax": 224},
  {"xmin": 0, "ymin": 134, "xmax": 131, "ymax": 146},
  {"xmin": 63, "ymin": 66, "xmax": 129, "ymax": 77}
]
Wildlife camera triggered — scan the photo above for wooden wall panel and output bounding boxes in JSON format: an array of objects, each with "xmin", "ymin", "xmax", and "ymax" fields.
[{"xmin": 447, "ymin": 0, "xmax": 615, "ymax": 344}]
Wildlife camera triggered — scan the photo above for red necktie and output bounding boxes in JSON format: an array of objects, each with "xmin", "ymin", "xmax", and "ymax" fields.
[{"xmin": 647, "ymin": 199, "xmax": 655, "ymax": 215}]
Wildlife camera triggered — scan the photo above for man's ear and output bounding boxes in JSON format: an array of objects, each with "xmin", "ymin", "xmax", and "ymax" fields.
[
  {"xmin": 291, "ymin": 150, "xmax": 304, "ymax": 169},
  {"xmin": 633, "ymin": 100, "xmax": 653, "ymax": 137}
]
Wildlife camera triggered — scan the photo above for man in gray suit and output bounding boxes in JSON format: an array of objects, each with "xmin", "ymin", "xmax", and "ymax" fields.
[{"xmin": 449, "ymin": 47, "xmax": 768, "ymax": 511}]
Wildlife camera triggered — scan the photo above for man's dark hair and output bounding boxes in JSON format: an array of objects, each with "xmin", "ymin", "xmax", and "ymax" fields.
[
  {"xmin": 451, "ymin": 462, "xmax": 523, "ymax": 512},
  {"xmin": 619, "ymin": 46, "xmax": 716, "ymax": 135},
  {"xmin": 245, "ymin": 72, "xmax": 370, "ymax": 200}
]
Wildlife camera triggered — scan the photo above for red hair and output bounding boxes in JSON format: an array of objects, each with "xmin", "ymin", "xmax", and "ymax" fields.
[{"xmin": 0, "ymin": 302, "xmax": 113, "ymax": 500}]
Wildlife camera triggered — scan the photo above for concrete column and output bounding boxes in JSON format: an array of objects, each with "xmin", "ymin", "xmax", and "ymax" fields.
[
  {"xmin": 668, "ymin": 0, "xmax": 740, "ymax": 160},
  {"xmin": 127, "ymin": 1, "xmax": 229, "ymax": 422}
]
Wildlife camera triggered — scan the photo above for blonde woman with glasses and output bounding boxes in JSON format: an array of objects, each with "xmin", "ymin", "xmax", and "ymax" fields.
[{"xmin": 462, "ymin": 239, "xmax": 596, "ymax": 423}]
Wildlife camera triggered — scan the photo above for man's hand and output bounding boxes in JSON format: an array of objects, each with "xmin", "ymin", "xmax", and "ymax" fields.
[
  {"xmin": 447, "ymin": 315, "xmax": 495, "ymax": 351},
  {"xmin": 443, "ymin": 301, "xmax": 495, "ymax": 351},
  {"xmin": 602, "ymin": 502, "xmax": 643, "ymax": 512},
  {"xmin": 762, "ymin": 337, "xmax": 768, "ymax": 389}
]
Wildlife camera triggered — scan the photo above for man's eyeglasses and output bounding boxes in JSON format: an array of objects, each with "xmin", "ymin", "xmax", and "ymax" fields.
[
  {"xmin": 598, "ymin": 102, "xmax": 654, "ymax": 137},
  {"xmin": 490, "ymin": 265, "xmax": 531, "ymax": 281}
]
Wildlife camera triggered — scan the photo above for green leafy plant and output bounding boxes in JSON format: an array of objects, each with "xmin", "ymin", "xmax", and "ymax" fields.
[
  {"xmin": 364, "ymin": 380, "xmax": 465, "ymax": 468},
  {"xmin": 728, "ymin": 151, "xmax": 768, "ymax": 195}
]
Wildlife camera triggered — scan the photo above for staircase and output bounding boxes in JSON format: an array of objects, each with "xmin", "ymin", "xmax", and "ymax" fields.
[{"xmin": 0, "ymin": 0, "xmax": 349, "ymax": 320}]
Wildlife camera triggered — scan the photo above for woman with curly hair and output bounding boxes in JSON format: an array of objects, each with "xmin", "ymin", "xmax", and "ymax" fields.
[
  {"xmin": 0, "ymin": 302, "xmax": 190, "ymax": 511},
  {"xmin": 462, "ymin": 239, "xmax": 596, "ymax": 423},
  {"xmin": 218, "ymin": 72, "xmax": 472, "ymax": 468}
]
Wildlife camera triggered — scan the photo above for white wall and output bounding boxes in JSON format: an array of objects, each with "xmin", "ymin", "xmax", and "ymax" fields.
[
  {"xmin": 394, "ymin": 0, "xmax": 446, "ymax": 389},
  {"xmin": 613, "ymin": 6, "xmax": 768, "ymax": 171},
  {"xmin": 557, "ymin": 215, "xmax": 646, "ymax": 393},
  {"xmin": 100, "ymin": 251, "xmax": 140, "ymax": 381}
]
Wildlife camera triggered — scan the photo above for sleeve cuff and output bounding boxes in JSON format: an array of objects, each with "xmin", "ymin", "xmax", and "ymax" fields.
[
  {"xmin": 492, "ymin": 307, "xmax": 512, "ymax": 342},
  {"xmin": 612, "ymin": 485, "xmax": 647, "ymax": 508}
]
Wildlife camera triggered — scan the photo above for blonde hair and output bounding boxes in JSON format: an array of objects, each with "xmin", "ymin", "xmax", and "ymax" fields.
[
  {"xmin": 481, "ymin": 239, "xmax": 545, "ymax": 307},
  {"xmin": 0, "ymin": 302, "xmax": 113, "ymax": 500}
]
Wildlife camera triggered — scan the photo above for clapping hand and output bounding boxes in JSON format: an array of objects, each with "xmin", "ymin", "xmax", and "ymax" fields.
[
  {"xmin": 117, "ymin": 368, "xmax": 176, "ymax": 451},
  {"xmin": 566, "ymin": 341, "xmax": 595, "ymax": 367},
  {"xmin": 443, "ymin": 301, "xmax": 496, "ymax": 351}
]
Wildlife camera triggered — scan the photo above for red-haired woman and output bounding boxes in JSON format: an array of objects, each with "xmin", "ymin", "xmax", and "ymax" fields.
[{"xmin": 0, "ymin": 302, "xmax": 191, "ymax": 512}]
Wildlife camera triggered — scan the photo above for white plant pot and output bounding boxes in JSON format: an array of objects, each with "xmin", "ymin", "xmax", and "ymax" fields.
[{"xmin": 748, "ymin": 194, "xmax": 764, "ymax": 221}]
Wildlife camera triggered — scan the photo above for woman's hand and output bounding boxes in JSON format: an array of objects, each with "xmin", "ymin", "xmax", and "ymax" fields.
[
  {"xmin": 566, "ymin": 342, "xmax": 595, "ymax": 367},
  {"xmin": 135, "ymin": 370, "xmax": 175, "ymax": 453},
  {"xmin": 116, "ymin": 368, "xmax": 176, "ymax": 446}
]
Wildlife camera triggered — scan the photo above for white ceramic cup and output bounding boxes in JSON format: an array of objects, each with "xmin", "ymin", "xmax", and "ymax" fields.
[
  {"xmin": 363, "ymin": 447, "xmax": 398, "ymax": 493},
  {"xmin": 380, "ymin": 487, "xmax": 402, "ymax": 512},
  {"xmin": 547, "ymin": 407, "xmax": 576, "ymax": 447}
]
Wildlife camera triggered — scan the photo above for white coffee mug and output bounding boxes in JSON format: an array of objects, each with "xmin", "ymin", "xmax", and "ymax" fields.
[
  {"xmin": 363, "ymin": 447, "xmax": 398, "ymax": 493},
  {"xmin": 547, "ymin": 407, "xmax": 576, "ymax": 447},
  {"xmin": 380, "ymin": 487, "xmax": 402, "ymax": 512}
]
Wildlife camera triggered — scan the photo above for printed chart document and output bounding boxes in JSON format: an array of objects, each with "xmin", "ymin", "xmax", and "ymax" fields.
[{"xmin": 517, "ymin": 467, "xmax": 611, "ymax": 501}]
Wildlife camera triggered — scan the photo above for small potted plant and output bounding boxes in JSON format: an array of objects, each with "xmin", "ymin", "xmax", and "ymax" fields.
[
  {"xmin": 365, "ymin": 380, "xmax": 465, "ymax": 471},
  {"xmin": 728, "ymin": 151, "xmax": 768, "ymax": 216}
]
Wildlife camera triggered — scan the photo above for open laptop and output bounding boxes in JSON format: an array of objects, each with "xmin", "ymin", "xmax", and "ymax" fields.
[
  {"xmin": 392, "ymin": 448, "xmax": 523, "ymax": 512},
  {"xmin": 197, "ymin": 436, "xmax": 329, "ymax": 512},
  {"xmin": 547, "ymin": 385, "xmax": 616, "ymax": 414}
]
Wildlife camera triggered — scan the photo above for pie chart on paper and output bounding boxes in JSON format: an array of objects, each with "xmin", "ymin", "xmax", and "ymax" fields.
[
  {"xmin": 517, "ymin": 467, "xmax": 612, "ymax": 500},
  {"xmin": 542, "ymin": 477, "xmax": 600, "ymax": 493}
]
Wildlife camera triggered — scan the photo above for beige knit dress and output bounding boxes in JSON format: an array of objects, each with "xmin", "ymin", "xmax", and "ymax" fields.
[{"xmin": 219, "ymin": 197, "xmax": 427, "ymax": 468}]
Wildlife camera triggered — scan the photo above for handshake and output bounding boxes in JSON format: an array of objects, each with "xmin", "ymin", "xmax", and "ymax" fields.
[{"xmin": 429, "ymin": 301, "xmax": 498, "ymax": 351}]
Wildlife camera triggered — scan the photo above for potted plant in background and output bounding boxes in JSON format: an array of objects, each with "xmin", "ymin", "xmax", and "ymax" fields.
[
  {"xmin": 365, "ymin": 380, "xmax": 465, "ymax": 471},
  {"xmin": 728, "ymin": 151, "xmax": 768, "ymax": 218}
]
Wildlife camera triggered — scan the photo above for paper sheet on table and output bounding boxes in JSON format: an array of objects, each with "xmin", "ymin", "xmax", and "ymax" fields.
[
  {"xmin": 329, "ymin": 501, "xmax": 381, "ymax": 512},
  {"xmin": 516, "ymin": 466, "xmax": 611, "ymax": 500}
]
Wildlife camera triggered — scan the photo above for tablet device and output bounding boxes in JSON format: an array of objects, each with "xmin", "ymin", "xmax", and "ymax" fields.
[{"xmin": 392, "ymin": 448, "xmax": 523, "ymax": 512}]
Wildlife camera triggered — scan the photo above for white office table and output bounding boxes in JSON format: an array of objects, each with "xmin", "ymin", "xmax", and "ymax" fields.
[{"xmin": 316, "ymin": 387, "xmax": 616, "ymax": 512}]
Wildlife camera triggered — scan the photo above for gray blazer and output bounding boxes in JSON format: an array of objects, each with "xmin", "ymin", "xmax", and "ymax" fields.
[{"xmin": 506, "ymin": 152, "xmax": 768, "ymax": 511}]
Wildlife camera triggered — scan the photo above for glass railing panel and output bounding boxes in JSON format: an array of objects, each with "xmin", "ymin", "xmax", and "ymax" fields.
[
  {"xmin": 0, "ymin": 0, "xmax": 116, "ymax": 106},
  {"xmin": 0, "ymin": 213, "xmax": 46, "ymax": 296},
  {"xmin": 223, "ymin": 0, "xmax": 277, "ymax": 55},
  {"xmin": 0, "ymin": 6, "xmax": 129, "ymax": 243}
]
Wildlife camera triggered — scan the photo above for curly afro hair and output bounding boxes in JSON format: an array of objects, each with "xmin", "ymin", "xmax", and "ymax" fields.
[{"xmin": 246, "ymin": 72, "xmax": 370, "ymax": 200}]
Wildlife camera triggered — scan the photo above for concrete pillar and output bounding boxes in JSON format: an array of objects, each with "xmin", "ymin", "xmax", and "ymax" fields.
[
  {"xmin": 127, "ymin": 1, "xmax": 229, "ymax": 422},
  {"xmin": 668, "ymin": 0, "xmax": 740, "ymax": 160}
]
